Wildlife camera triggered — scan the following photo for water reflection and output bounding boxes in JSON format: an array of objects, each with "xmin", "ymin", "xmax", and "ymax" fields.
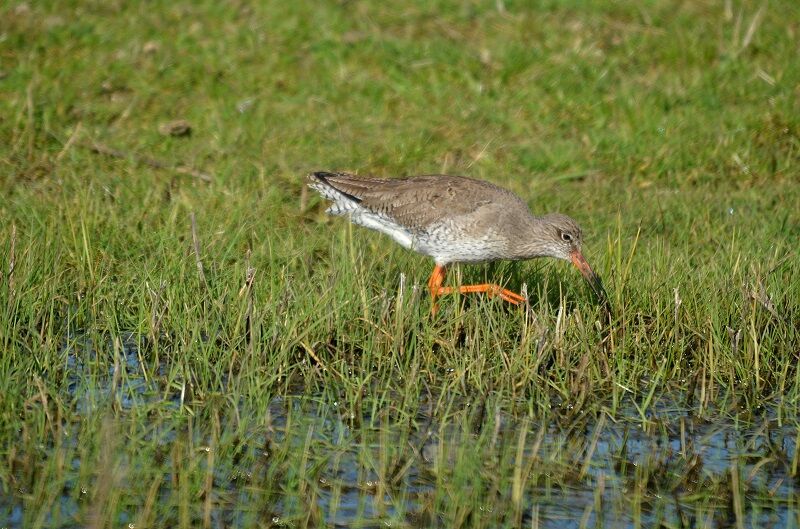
[{"xmin": 4, "ymin": 335, "xmax": 796, "ymax": 528}]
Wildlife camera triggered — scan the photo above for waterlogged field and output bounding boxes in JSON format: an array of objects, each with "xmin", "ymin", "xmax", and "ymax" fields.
[{"xmin": 1, "ymin": 1, "xmax": 800, "ymax": 527}]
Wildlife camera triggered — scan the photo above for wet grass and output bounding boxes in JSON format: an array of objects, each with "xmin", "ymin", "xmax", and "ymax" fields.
[{"xmin": 2, "ymin": 0, "xmax": 800, "ymax": 527}]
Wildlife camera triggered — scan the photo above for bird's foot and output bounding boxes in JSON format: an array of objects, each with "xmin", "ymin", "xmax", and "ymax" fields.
[{"xmin": 435, "ymin": 283, "xmax": 526, "ymax": 306}]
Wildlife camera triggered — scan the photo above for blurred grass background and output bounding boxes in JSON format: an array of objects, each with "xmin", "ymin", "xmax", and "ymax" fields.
[{"xmin": 1, "ymin": 0, "xmax": 799, "ymax": 527}]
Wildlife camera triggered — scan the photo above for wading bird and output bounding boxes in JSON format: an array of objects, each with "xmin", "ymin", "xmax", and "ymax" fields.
[{"xmin": 308, "ymin": 172, "xmax": 607, "ymax": 315}]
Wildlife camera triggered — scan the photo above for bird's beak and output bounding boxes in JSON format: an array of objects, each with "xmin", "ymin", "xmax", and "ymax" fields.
[{"xmin": 570, "ymin": 249, "xmax": 608, "ymax": 304}]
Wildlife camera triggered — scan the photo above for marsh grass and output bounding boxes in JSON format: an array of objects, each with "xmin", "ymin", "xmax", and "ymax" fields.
[{"xmin": 2, "ymin": 0, "xmax": 800, "ymax": 527}]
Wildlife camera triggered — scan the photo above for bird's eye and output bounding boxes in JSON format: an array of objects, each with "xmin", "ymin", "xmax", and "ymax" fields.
[{"xmin": 561, "ymin": 232, "xmax": 572, "ymax": 242}]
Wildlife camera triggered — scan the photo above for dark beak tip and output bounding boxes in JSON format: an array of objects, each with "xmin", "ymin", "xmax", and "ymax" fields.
[{"xmin": 569, "ymin": 250, "xmax": 611, "ymax": 308}]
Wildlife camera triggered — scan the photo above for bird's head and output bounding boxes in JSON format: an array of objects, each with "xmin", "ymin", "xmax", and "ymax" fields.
[{"xmin": 539, "ymin": 213, "xmax": 607, "ymax": 303}]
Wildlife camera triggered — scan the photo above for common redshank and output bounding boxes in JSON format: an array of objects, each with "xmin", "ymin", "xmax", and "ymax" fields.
[{"xmin": 308, "ymin": 172, "xmax": 607, "ymax": 314}]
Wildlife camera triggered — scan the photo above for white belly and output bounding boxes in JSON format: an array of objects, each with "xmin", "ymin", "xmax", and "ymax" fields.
[{"xmin": 349, "ymin": 210, "xmax": 414, "ymax": 249}]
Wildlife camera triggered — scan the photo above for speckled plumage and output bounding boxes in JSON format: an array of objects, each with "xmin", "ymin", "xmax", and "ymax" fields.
[{"xmin": 308, "ymin": 172, "xmax": 579, "ymax": 265}]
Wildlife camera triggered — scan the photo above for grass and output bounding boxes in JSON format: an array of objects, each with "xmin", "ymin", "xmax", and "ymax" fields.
[{"xmin": 1, "ymin": 0, "xmax": 800, "ymax": 527}]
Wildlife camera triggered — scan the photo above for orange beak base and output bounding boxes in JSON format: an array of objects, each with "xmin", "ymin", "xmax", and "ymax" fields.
[{"xmin": 570, "ymin": 250, "xmax": 609, "ymax": 305}]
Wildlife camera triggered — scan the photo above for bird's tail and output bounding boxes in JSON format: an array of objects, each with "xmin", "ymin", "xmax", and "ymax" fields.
[{"xmin": 307, "ymin": 171, "xmax": 362, "ymax": 215}]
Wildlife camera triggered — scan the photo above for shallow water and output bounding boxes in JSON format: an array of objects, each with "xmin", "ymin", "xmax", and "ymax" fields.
[{"xmin": 4, "ymin": 335, "xmax": 799, "ymax": 528}]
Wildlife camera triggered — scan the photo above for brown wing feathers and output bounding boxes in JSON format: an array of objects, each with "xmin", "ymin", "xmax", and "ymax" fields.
[{"xmin": 308, "ymin": 172, "xmax": 521, "ymax": 232}]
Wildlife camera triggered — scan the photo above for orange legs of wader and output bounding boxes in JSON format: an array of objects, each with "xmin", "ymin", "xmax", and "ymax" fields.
[{"xmin": 426, "ymin": 264, "xmax": 526, "ymax": 316}]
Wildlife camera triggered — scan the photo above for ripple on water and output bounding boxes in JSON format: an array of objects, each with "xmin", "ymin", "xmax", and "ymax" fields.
[{"xmin": 5, "ymin": 335, "xmax": 796, "ymax": 529}]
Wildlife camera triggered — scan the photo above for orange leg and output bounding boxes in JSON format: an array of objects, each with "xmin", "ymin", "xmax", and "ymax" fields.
[
  {"xmin": 436, "ymin": 284, "xmax": 527, "ymax": 304},
  {"xmin": 427, "ymin": 264, "xmax": 448, "ymax": 316},
  {"xmin": 426, "ymin": 265, "xmax": 526, "ymax": 316}
]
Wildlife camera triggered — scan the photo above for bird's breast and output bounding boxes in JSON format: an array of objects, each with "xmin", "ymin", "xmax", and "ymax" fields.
[{"xmin": 416, "ymin": 221, "xmax": 512, "ymax": 264}]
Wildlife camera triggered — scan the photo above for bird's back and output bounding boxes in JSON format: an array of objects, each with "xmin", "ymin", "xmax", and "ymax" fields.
[
  {"xmin": 308, "ymin": 172, "xmax": 536, "ymax": 264},
  {"xmin": 309, "ymin": 172, "xmax": 528, "ymax": 230}
]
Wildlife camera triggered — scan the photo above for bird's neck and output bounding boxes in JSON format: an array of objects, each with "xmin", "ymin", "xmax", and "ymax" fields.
[{"xmin": 512, "ymin": 217, "xmax": 559, "ymax": 260}]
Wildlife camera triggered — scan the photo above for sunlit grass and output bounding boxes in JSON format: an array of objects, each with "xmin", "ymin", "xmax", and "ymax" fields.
[{"xmin": 1, "ymin": 0, "xmax": 799, "ymax": 527}]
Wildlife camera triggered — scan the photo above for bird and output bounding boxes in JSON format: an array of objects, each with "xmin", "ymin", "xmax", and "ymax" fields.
[{"xmin": 308, "ymin": 171, "xmax": 607, "ymax": 315}]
